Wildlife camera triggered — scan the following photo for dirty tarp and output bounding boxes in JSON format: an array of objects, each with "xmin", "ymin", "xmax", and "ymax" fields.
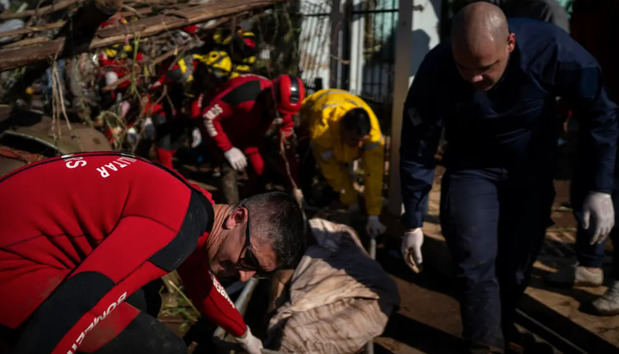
[{"xmin": 266, "ymin": 218, "xmax": 400, "ymax": 353}]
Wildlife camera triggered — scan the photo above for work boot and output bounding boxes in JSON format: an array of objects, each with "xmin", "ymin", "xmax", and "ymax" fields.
[
  {"xmin": 544, "ymin": 264, "xmax": 603, "ymax": 287},
  {"xmin": 592, "ymin": 280, "xmax": 619, "ymax": 315}
]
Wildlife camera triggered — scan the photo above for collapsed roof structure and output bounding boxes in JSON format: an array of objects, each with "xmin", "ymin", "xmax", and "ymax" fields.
[{"xmin": 0, "ymin": 0, "xmax": 284, "ymax": 71}]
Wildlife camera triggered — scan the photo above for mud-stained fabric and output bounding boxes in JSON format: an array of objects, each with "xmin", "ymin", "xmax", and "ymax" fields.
[{"xmin": 266, "ymin": 218, "xmax": 399, "ymax": 353}]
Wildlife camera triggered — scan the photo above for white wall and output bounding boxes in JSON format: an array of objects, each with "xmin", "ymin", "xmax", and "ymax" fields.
[{"xmin": 388, "ymin": 0, "xmax": 442, "ymax": 215}]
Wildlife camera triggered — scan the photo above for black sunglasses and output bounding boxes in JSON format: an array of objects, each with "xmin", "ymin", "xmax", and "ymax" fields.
[{"xmin": 237, "ymin": 206, "xmax": 270, "ymax": 275}]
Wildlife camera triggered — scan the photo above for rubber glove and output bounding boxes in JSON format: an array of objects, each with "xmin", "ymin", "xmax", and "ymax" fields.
[
  {"xmin": 191, "ymin": 128, "xmax": 202, "ymax": 148},
  {"xmin": 582, "ymin": 191, "xmax": 615, "ymax": 244},
  {"xmin": 224, "ymin": 147, "xmax": 247, "ymax": 171},
  {"xmin": 105, "ymin": 71, "xmax": 118, "ymax": 86},
  {"xmin": 143, "ymin": 117, "xmax": 156, "ymax": 140},
  {"xmin": 366, "ymin": 215, "xmax": 386, "ymax": 238},
  {"xmin": 402, "ymin": 228, "xmax": 424, "ymax": 273},
  {"xmin": 233, "ymin": 327, "xmax": 263, "ymax": 354}
]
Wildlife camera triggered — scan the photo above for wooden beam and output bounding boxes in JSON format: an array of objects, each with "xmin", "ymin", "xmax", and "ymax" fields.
[
  {"xmin": 0, "ymin": 38, "xmax": 65, "ymax": 70},
  {"xmin": 0, "ymin": 20, "xmax": 65, "ymax": 39},
  {"xmin": 0, "ymin": 0, "xmax": 283, "ymax": 71},
  {"xmin": 101, "ymin": 16, "xmax": 230, "ymax": 92},
  {"xmin": 0, "ymin": 0, "xmax": 85, "ymax": 21},
  {"xmin": 0, "ymin": 7, "xmax": 152, "ymax": 39}
]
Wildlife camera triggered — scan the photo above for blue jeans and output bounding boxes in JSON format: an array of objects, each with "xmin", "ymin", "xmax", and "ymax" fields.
[{"xmin": 440, "ymin": 168, "xmax": 554, "ymax": 349}]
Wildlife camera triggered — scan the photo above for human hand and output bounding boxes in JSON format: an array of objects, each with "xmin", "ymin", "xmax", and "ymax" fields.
[
  {"xmin": 232, "ymin": 327, "xmax": 263, "ymax": 354},
  {"xmin": 582, "ymin": 192, "xmax": 615, "ymax": 244},
  {"xmin": 224, "ymin": 147, "xmax": 247, "ymax": 171},
  {"xmin": 366, "ymin": 215, "xmax": 386, "ymax": 238},
  {"xmin": 105, "ymin": 71, "xmax": 119, "ymax": 86},
  {"xmin": 401, "ymin": 228, "xmax": 424, "ymax": 273},
  {"xmin": 191, "ymin": 128, "xmax": 202, "ymax": 148}
]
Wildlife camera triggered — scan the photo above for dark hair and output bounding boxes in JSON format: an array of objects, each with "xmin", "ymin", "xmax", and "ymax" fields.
[
  {"xmin": 239, "ymin": 191, "xmax": 306, "ymax": 269},
  {"xmin": 341, "ymin": 108, "xmax": 371, "ymax": 138}
]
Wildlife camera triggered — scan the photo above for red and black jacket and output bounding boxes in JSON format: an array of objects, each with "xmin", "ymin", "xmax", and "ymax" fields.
[{"xmin": 0, "ymin": 152, "xmax": 247, "ymax": 353}]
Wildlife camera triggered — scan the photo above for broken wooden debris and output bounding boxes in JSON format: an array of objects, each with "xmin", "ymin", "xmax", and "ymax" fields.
[{"xmin": 0, "ymin": 0, "xmax": 283, "ymax": 72}]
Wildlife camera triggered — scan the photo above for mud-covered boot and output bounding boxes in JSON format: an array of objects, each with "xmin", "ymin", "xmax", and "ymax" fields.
[
  {"xmin": 544, "ymin": 264, "xmax": 603, "ymax": 287},
  {"xmin": 592, "ymin": 280, "xmax": 619, "ymax": 315}
]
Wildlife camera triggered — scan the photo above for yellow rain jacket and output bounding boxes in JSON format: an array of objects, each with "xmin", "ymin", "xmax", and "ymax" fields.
[{"xmin": 301, "ymin": 89, "xmax": 384, "ymax": 216}]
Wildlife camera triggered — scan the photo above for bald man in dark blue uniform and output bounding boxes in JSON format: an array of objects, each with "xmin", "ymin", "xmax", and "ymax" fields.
[{"xmin": 399, "ymin": 2, "xmax": 618, "ymax": 351}]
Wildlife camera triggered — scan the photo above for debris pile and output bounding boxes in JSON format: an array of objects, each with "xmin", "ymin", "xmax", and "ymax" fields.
[{"xmin": 0, "ymin": 0, "xmax": 300, "ymax": 155}]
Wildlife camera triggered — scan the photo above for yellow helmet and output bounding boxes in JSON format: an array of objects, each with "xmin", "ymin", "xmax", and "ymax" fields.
[
  {"xmin": 103, "ymin": 43, "xmax": 132, "ymax": 59},
  {"xmin": 195, "ymin": 50, "xmax": 232, "ymax": 80}
]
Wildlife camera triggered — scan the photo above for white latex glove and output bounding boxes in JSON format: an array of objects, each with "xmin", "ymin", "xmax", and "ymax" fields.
[
  {"xmin": 401, "ymin": 228, "xmax": 424, "ymax": 273},
  {"xmin": 224, "ymin": 147, "xmax": 247, "ymax": 171},
  {"xmin": 582, "ymin": 191, "xmax": 615, "ymax": 244},
  {"xmin": 191, "ymin": 128, "xmax": 202, "ymax": 148},
  {"xmin": 366, "ymin": 215, "xmax": 386, "ymax": 238},
  {"xmin": 143, "ymin": 117, "xmax": 156, "ymax": 140},
  {"xmin": 105, "ymin": 71, "xmax": 119, "ymax": 86},
  {"xmin": 233, "ymin": 327, "xmax": 263, "ymax": 354}
]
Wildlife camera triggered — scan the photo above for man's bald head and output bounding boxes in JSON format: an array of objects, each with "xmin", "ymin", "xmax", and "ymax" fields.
[
  {"xmin": 450, "ymin": 2, "xmax": 515, "ymax": 91},
  {"xmin": 452, "ymin": 2, "xmax": 509, "ymax": 53}
]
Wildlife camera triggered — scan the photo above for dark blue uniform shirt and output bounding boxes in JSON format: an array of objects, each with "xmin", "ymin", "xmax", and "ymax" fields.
[{"xmin": 400, "ymin": 18, "xmax": 618, "ymax": 229}]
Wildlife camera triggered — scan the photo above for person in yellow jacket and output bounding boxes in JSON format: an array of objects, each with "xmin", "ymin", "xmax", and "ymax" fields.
[{"xmin": 300, "ymin": 89, "xmax": 386, "ymax": 237}]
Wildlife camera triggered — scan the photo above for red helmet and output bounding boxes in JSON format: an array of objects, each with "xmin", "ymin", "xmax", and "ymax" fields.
[{"xmin": 272, "ymin": 75, "xmax": 305, "ymax": 116}]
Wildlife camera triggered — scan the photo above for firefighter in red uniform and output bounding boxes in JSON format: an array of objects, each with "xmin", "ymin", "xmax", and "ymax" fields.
[
  {"xmin": 148, "ymin": 51, "xmax": 233, "ymax": 169},
  {"xmin": 210, "ymin": 26, "xmax": 258, "ymax": 75},
  {"xmin": 0, "ymin": 152, "xmax": 305, "ymax": 354},
  {"xmin": 200, "ymin": 73, "xmax": 305, "ymax": 203}
]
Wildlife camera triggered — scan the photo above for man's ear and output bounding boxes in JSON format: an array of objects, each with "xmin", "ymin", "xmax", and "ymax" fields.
[
  {"xmin": 223, "ymin": 207, "xmax": 247, "ymax": 230},
  {"xmin": 507, "ymin": 32, "xmax": 516, "ymax": 53}
]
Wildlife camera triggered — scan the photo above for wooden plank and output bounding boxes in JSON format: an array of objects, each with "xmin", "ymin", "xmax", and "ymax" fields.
[
  {"xmin": 0, "ymin": 38, "xmax": 65, "ymax": 69},
  {"xmin": 0, "ymin": 0, "xmax": 85, "ymax": 20},
  {"xmin": 0, "ymin": 5, "xmax": 152, "ymax": 39},
  {"xmin": 1, "ymin": 36, "xmax": 52, "ymax": 49},
  {"xmin": 0, "ymin": 0, "xmax": 282, "ymax": 71},
  {"xmin": 0, "ymin": 20, "xmax": 65, "ymax": 39},
  {"xmin": 96, "ymin": 0, "xmax": 277, "ymax": 38}
]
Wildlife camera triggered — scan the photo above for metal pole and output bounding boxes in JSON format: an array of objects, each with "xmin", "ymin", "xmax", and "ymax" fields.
[
  {"xmin": 365, "ymin": 235, "xmax": 377, "ymax": 353},
  {"xmin": 349, "ymin": 0, "xmax": 365, "ymax": 95},
  {"xmin": 213, "ymin": 277, "xmax": 260, "ymax": 340}
]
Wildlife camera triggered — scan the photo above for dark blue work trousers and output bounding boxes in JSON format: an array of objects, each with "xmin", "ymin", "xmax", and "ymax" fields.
[
  {"xmin": 439, "ymin": 167, "xmax": 554, "ymax": 349},
  {"xmin": 574, "ymin": 183, "xmax": 619, "ymax": 278}
]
